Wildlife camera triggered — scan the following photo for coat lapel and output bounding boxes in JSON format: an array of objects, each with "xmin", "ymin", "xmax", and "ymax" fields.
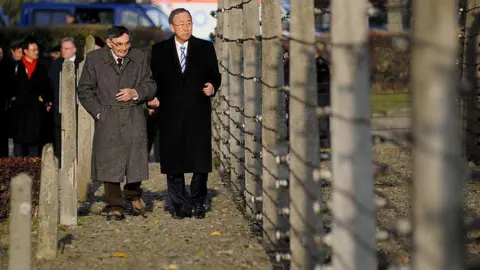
[
  {"xmin": 103, "ymin": 47, "xmax": 121, "ymax": 75},
  {"xmin": 183, "ymin": 37, "xmax": 194, "ymax": 75},
  {"xmin": 169, "ymin": 37, "xmax": 182, "ymax": 76}
]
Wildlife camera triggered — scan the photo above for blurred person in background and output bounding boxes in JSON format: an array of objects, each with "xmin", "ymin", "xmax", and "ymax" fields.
[
  {"xmin": 0, "ymin": 45, "xmax": 11, "ymax": 157},
  {"xmin": 0, "ymin": 40, "xmax": 24, "ymax": 156},
  {"xmin": 10, "ymin": 37, "xmax": 51, "ymax": 157},
  {"xmin": 66, "ymin": 12, "xmax": 77, "ymax": 24},
  {"xmin": 48, "ymin": 37, "xmax": 83, "ymax": 163},
  {"xmin": 0, "ymin": 47, "xmax": 3, "ymax": 62},
  {"xmin": 94, "ymin": 36, "xmax": 105, "ymax": 50},
  {"xmin": 50, "ymin": 45, "xmax": 61, "ymax": 61}
]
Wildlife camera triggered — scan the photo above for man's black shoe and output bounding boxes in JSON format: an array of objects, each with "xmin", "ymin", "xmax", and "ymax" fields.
[
  {"xmin": 170, "ymin": 207, "xmax": 192, "ymax": 219},
  {"xmin": 192, "ymin": 204, "xmax": 206, "ymax": 219}
]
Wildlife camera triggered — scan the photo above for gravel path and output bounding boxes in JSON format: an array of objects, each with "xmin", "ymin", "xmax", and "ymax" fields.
[{"xmin": 35, "ymin": 164, "xmax": 271, "ymax": 270}]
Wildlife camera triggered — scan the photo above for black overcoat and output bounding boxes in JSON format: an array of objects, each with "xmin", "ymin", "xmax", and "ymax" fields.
[
  {"xmin": 151, "ymin": 36, "xmax": 221, "ymax": 174},
  {"xmin": 10, "ymin": 60, "xmax": 50, "ymax": 144}
]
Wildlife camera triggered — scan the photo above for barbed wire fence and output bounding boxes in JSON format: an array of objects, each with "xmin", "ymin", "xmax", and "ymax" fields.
[{"xmin": 211, "ymin": 0, "xmax": 480, "ymax": 269}]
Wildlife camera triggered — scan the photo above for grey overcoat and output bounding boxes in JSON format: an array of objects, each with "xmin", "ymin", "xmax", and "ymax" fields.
[{"xmin": 77, "ymin": 47, "xmax": 156, "ymax": 183}]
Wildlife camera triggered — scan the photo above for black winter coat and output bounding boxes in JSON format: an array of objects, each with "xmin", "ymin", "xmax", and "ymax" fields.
[{"xmin": 151, "ymin": 36, "xmax": 221, "ymax": 174}]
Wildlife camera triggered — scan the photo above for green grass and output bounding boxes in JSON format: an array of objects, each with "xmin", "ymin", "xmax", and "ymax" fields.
[{"xmin": 371, "ymin": 92, "xmax": 409, "ymax": 115}]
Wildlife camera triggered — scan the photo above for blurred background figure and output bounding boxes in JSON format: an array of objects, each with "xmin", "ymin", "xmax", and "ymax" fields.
[
  {"xmin": 49, "ymin": 45, "xmax": 61, "ymax": 61},
  {"xmin": 66, "ymin": 12, "xmax": 76, "ymax": 24},
  {"xmin": 48, "ymin": 37, "xmax": 83, "ymax": 163},
  {"xmin": 0, "ymin": 47, "xmax": 3, "ymax": 62},
  {"xmin": 93, "ymin": 35, "xmax": 105, "ymax": 50},
  {"xmin": 10, "ymin": 37, "xmax": 51, "ymax": 157}
]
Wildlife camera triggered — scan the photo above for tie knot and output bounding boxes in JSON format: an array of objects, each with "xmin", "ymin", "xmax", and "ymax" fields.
[
  {"xmin": 180, "ymin": 46, "xmax": 185, "ymax": 52},
  {"xmin": 117, "ymin": 58, "xmax": 123, "ymax": 65}
]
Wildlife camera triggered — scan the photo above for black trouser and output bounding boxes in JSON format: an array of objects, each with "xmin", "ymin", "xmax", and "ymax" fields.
[
  {"xmin": 53, "ymin": 125, "xmax": 61, "ymax": 167},
  {"xmin": 13, "ymin": 143, "xmax": 39, "ymax": 157},
  {"xmin": 167, "ymin": 173, "xmax": 208, "ymax": 211},
  {"xmin": 146, "ymin": 111, "xmax": 160, "ymax": 162},
  {"xmin": 103, "ymin": 181, "xmax": 143, "ymax": 214}
]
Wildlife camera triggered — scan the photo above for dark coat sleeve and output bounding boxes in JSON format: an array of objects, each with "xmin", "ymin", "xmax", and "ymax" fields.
[
  {"xmin": 133, "ymin": 51, "xmax": 156, "ymax": 104},
  {"xmin": 38, "ymin": 64, "xmax": 51, "ymax": 104},
  {"xmin": 150, "ymin": 43, "xmax": 163, "ymax": 102},
  {"xmin": 77, "ymin": 54, "xmax": 101, "ymax": 119},
  {"xmin": 47, "ymin": 59, "xmax": 62, "ymax": 103},
  {"xmin": 205, "ymin": 41, "xmax": 221, "ymax": 97}
]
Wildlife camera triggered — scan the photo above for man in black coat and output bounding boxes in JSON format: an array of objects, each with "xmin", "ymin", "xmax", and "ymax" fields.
[
  {"xmin": 150, "ymin": 8, "xmax": 221, "ymax": 219},
  {"xmin": 48, "ymin": 37, "xmax": 83, "ymax": 163},
  {"xmin": 11, "ymin": 38, "xmax": 51, "ymax": 157},
  {"xmin": 0, "ymin": 41, "xmax": 23, "ymax": 157}
]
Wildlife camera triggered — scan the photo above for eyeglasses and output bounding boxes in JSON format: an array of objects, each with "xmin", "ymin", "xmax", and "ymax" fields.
[
  {"xmin": 110, "ymin": 40, "xmax": 131, "ymax": 49},
  {"xmin": 173, "ymin": 22, "xmax": 193, "ymax": 29}
]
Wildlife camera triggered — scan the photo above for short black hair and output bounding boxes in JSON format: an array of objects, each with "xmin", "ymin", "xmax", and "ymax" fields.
[
  {"xmin": 107, "ymin": 25, "xmax": 130, "ymax": 40},
  {"xmin": 10, "ymin": 39, "xmax": 23, "ymax": 50},
  {"xmin": 50, "ymin": 45, "xmax": 61, "ymax": 53},
  {"xmin": 168, "ymin": 8, "xmax": 192, "ymax": 25},
  {"xmin": 93, "ymin": 35, "xmax": 105, "ymax": 47},
  {"xmin": 21, "ymin": 36, "xmax": 38, "ymax": 52}
]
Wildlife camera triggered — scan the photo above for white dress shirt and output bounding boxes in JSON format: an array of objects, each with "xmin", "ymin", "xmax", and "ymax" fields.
[{"xmin": 66, "ymin": 55, "xmax": 76, "ymax": 63}]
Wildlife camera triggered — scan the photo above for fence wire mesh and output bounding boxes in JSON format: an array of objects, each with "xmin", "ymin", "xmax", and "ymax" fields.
[{"xmin": 211, "ymin": 0, "xmax": 480, "ymax": 269}]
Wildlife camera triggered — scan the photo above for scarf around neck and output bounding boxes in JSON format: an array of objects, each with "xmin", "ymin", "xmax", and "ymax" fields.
[{"xmin": 22, "ymin": 55, "xmax": 37, "ymax": 80}]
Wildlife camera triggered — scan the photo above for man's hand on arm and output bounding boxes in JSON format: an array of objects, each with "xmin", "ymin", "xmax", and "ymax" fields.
[{"xmin": 116, "ymin": 88, "xmax": 138, "ymax": 102}]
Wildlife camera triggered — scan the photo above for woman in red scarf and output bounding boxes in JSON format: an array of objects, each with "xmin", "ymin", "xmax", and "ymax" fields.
[{"xmin": 10, "ymin": 37, "xmax": 51, "ymax": 157}]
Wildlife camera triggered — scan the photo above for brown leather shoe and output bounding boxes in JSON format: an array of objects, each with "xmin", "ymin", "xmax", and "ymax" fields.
[
  {"xmin": 106, "ymin": 210, "xmax": 125, "ymax": 221},
  {"xmin": 130, "ymin": 198, "xmax": 147, "ymax": 217}
]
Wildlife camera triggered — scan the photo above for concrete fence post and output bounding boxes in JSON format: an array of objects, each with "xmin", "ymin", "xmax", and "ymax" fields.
[
  {"xmin": 60, "ymin": 61, "xmax": 78, "ymax": 226},
  {"xmin": 8, "ymin": 173, "xmax": 33, "ymax": 270},
  {"xmin": 36, "ymin": 144, "xmax": 59, "ymax": 260}
]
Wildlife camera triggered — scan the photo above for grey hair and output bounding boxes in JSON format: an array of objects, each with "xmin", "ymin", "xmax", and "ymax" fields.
[
  {"xmin": 168, "ymin": 8, "xmax": 192, "ymax": 25},
  {"xmin": 60, "ymin": 37, "xmax": 76, "ymax": 47}
]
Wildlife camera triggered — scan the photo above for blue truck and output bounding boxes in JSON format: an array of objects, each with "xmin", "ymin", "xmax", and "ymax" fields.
[{"xmin": 18, "ymin": 2, "xmax": 170, "ymax": 31}]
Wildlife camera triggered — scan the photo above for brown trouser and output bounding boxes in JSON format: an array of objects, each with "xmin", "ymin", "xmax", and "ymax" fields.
[{"xmin": 104, "ymin": 182, "xmax": 142, "ymax": 214}]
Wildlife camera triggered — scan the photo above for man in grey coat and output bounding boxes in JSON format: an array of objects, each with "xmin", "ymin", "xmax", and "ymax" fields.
[{"xmin": 77, "ymin": 25, "xmax": 157, "ymax": 221}]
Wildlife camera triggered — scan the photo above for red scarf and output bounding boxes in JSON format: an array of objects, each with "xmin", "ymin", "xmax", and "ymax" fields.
[{"xmin": 22, "ymin": 55, "xmax": 37, "ymax": 80}]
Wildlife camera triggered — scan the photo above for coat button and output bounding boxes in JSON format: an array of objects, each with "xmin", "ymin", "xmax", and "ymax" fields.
[
  {"xmin": 121, "ymin": 123, "xmax": 125, "ymax": 127},
  {"xmin": 120, "ymin": 106, "xmax": 123, "ymax": 109}
]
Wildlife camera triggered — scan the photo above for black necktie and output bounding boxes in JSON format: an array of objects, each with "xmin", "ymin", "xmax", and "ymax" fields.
[{"xmin": 117, "ymin": 58, "xmax": 123, "ymax": 68}]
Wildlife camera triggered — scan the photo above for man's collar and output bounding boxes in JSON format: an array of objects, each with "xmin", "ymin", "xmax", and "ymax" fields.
[
  {"xmin": 111, "ymin": 49, "xmax": 121, "ymax": 61},
  {"xmin": 175, "ymin": 38, "xmax": 189, "ymax": 48},
  {"xmin": 67, "ymin": 55, "xmax": 76, "ymax": 62}
]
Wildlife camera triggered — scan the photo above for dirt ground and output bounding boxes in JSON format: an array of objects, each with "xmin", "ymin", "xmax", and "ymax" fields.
[
  {"xmin": 1, "ymin": 148, "xmax": 479, "ymax": 269},
  {"xmin": 2, "ymin": 164, "xmax": 271, "ymax": 270}
]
